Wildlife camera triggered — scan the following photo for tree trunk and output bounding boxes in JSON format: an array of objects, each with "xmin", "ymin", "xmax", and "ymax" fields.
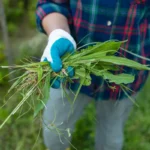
[
  {"xmin": 24, "ymin": 0, "xmax": 29, "ymax": 10},
  {"xmin": 0, "ymin": 0, "xmax": 14, "ymax": 79}
]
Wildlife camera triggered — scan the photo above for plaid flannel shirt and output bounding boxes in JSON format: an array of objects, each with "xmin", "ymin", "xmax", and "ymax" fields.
[{"xmin": 36, "ymin": 0, "xmax": 150, "ymax": 100}]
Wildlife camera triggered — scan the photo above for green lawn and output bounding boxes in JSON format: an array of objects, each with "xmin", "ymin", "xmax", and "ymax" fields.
[{"xmin": 0, "ymin": 77, "xmax": 150, "ymax": 150}]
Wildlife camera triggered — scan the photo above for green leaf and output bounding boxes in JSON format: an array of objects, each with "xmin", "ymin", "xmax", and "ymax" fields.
[
  {"xmin": 102, "ymin": 72, "xmax": 135, "ymax": 84},
  {"xmin": 83, "ymin": 40, "xmax": 126, "ymax": 55},
  {"xmin": 89, "ymin": 68, "xmax": 106, "ymax": 76},
  {"xmin": 83, "ymin": 74, "xmax": 91, "ymax": 86},
  {"xmin": 79, "ymin": 50, "xmax": 116, "ymax": 60},
  {"xmin": 75, "ymin": 68, "xmax": 86, "ymax": 78},
  {"xmin": 98, "ymin": 56, "xmax": 150, "ymax": 70}
]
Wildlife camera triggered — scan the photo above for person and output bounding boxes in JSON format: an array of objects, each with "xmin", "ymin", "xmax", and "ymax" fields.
[{"xmin": 36, "ymin": 0, "xmax": 150, "ymax": 150}]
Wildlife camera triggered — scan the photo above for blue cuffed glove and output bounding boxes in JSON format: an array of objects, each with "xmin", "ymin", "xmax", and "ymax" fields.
[{"xmin": 41, "ymin": 29, "xmax": 76, "ymax": 88}]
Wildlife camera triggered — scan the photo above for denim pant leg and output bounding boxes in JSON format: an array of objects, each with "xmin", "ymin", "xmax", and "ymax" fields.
[
  {"xmin": 95, "ymin": 98, "xmax": 133, "ymax": 150},
  {"xmin": 43, "ymin": 88, "xmax": 91, "ymax": 150}
]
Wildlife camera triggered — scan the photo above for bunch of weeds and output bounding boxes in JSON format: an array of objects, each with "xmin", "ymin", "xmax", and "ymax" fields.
[{"xmin": 0, "ymin": 40, "xmax": 150, "ymax": 130}]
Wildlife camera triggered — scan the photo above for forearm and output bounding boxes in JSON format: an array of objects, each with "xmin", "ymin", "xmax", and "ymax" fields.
[{"xmin": 42, "ymin": 12, "xmax": 70, "ymax": 35}]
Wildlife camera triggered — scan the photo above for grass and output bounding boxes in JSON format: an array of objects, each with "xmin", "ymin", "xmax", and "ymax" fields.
[
  {"xmin": 0, "ymin": 77, "xmax": 150, "ymax": 150},
  {"xmin": 123, "ymin": 77, "xmax": 150, "ymax": 150},
  {"xmin": 0, "ymin": 86, "xmax": 45, "ymax": 150}
]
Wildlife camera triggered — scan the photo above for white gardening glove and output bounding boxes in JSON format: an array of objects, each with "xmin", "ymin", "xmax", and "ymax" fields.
[{"xmin": 41, "ymin": 29, "xmax": 76, "ymax": 88}]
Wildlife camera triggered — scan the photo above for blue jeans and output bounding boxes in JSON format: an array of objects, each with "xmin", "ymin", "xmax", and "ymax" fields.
[{"xmin": 43, "ymin": 88, "xmax": 133, "ymax": 150}]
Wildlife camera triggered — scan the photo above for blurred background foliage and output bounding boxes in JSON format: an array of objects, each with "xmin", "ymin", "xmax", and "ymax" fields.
[
  {"xmin": 0, "ymin": 0, "xmax": 150, "ymax": 150},
  {"xmin": 3, "ymin": 0, "xmax": 36, "ymax": 34}
]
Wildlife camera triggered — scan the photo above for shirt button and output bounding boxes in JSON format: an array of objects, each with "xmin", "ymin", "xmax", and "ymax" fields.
[{"xmin": 107, "ymin": 20, "xmax": 112, "ymax": 26}]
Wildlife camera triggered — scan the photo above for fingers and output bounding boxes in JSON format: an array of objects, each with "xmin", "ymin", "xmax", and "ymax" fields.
[
  {"xmin": 42, "ymin": 38, "xmax": 75, "ymax": 73},
  {"xmin": 50, "ymin": 46, "xmax": 63, "ymax": 72},
  {"xmin": 50, "ymin": 38, "xmax": 75, "ymax": 72},
  {"xmin": 51, "ymin": 78, "xmax": 60, "ymax": 89},
  {"xmin": 50, "ymin": 67, "xmax": 74, "ymax": 89}
]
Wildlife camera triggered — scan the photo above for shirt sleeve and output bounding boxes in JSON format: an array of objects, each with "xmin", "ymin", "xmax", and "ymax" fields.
[{"xmin": 36, "ymin": 0, "xmax": 71, "ymax": 33}]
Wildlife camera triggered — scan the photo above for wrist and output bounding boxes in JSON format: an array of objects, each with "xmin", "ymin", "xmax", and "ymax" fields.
[{"xmin": 48, "ymin": 29, "xmax": 76, "ymax": 49}]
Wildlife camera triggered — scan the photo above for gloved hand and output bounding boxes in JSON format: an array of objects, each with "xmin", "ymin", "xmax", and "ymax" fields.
[{"xmin": 41, "ymin": 29, "xmax": 76, "ymax": 88}]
